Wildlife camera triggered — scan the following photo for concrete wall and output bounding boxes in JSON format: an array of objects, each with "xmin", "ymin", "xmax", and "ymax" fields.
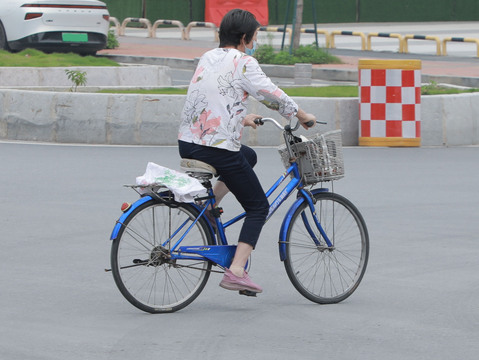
[
  {"xmin": 0, "ymin": 66, "xmax": 172, "ymax": 88},
  {"xmin": 1, "ymin": 88, "xmax": 477, "ymax": 147}
]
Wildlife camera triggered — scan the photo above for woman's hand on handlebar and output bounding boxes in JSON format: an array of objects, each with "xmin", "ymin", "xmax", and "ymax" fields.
[
  {"xmin": 243, "ymin": 113, "xmax": 263, "ymax": 129},
  {"xmin": 296, "ymin": 109, "xmax": 317, "ymax": 130}
]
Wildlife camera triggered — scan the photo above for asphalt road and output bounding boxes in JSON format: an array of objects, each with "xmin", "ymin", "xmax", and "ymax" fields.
[{"xmin": 1, "ymin": 141, "xmax": 478, "ymax": 360}]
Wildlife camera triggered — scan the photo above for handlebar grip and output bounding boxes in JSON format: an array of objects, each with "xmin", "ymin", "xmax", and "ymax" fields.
[
  {"xmin": 304, "ymin": 120, "xmax": 315, "ymax": 127},
  {"xmin": 254, "ymin": 118, "xmax": 264, "ymax": 126}
]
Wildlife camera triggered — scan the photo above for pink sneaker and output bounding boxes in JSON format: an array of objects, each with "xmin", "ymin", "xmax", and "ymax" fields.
[{"xmin": 219, "ymin": 268, "xmax": 263, "ymax": 293}]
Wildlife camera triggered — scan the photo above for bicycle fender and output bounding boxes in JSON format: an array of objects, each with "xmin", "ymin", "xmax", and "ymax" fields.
[
  {"xmin": 278, "ymin": 188, "xmax": 328, "ymax": 261},
  {"xmin": 110, "ymin": 196, "xmax": 153, "ymax": 240}
]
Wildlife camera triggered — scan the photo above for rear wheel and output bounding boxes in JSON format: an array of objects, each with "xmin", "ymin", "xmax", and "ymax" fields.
[
  {"xmin": 284, "ymin": 192, "xmax": 369, "ymax": 304},
  {"xmin": 111, "ymin": 199, "xmax": 214, "ymax": 313}
]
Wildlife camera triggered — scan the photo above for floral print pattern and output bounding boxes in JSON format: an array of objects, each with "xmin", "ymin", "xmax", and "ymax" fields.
[{"xmin": 178, "ymin": 48, "xmax": 299, "ymax": 151}]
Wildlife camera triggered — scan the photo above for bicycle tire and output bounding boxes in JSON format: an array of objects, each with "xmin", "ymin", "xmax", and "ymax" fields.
[
  {"xmin": 284, "ymin": 192, "xmax": 369, "ymax": 304},
  {"xmin": 111, "ymin": 199, "xmax": 214, "ymax": 313}
]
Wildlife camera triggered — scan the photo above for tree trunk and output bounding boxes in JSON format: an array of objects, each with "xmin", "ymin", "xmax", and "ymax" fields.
[{"xmin": 292, "ymin": 0, "xmax": 304, "ymax": 50}]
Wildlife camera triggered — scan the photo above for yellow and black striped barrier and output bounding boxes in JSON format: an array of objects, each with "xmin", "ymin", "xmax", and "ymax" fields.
[
  {"xmin": 258, "ymin": 26, "xmax": 293, "ymax": 46},
  {"xmin": 329, "ymin": 30, "xmax": 366, "ymax": 50},
  {"xmin": 403, "ymin": 34, "xmax": 442, "ymax": 55},
  {"xmin": 109, "ymin": 17, "xmax": 121, "ymax": 35},
  {"xmin": 300, "ymin": 28, "xmax": 330, "ymax": 47},
  {"xmin": 442, "ymin": 37, "xmax": 479, "ymax": 57},
  {"xmin": 120, "ymin": 17, "xmax": 153, "ymax": 37},
  {"xmin": 259, "ymin": 26, "xmax": 292, "ymax": 34},
  {"xmin": 367, "ymin": 32, "xmax": 404, "ymax": 53},
  {"xmin": 152, "ymin": 20, "xmax": 186, "ymax": 40},
  {"xmin": 184, "ymin": 21, "xmax": 219, "ymax": 41}
]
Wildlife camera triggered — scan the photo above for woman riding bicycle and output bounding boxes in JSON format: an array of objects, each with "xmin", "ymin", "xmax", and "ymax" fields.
[{"xmin": 178, "ymin": 8, "xmax": 316, "ymax": 294}]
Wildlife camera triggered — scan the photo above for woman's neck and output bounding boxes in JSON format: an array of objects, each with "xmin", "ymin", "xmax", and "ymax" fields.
[{"xmin": 222, "ymin": 45, "xmax": 245, "ymax": 52}]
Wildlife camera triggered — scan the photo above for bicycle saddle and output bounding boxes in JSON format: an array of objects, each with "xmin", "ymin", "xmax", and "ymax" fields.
[{"xmin": 180, "ymin": 159, "xmax": 217, "ymax": 176}]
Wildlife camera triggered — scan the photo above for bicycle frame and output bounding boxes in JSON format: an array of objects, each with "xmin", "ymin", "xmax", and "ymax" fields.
[{"xmin": 175, "ymin": 161, "xmax": 332, "ymax": 267}]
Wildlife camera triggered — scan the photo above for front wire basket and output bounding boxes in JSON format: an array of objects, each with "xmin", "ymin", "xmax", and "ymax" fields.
[{"xmin": 278, "ymin": 130, "xmax": 345, "ymax": 184}]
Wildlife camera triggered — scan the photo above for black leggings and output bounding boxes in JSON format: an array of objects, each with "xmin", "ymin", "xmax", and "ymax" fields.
[{"xmin": 178, "ymin": 140, "xmax": 269, "ymax": 248}]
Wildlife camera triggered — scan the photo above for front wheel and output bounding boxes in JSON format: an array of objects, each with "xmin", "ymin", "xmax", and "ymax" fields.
[
  {"xmin": 284, "ymin": 192, "xmax": 369, "ymax": 304},
  {"xmin": 111, "ymin": 199, "xmax": 214, "ymax": 313}
]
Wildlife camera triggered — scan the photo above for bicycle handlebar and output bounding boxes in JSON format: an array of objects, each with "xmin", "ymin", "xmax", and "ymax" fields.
[{"xmin": 253, "ymin": 117, "xmax": 327, "ymax": 131}]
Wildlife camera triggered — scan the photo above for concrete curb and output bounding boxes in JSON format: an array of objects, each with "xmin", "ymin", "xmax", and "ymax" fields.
[
  {"xmin": 1, "ymin": 88, "xmax": 478, "ymax": 146},
  {"xmin": 99, "ymin": 54, "xmax": 479, "ymax": 88},
  {"xmin": 0, "ymin": 65, "xmax": 172, "ymax": 87}
]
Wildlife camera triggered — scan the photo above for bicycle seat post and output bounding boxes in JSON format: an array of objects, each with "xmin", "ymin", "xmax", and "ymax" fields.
[{"xmin": 180, "ymin": 157, "xmax": 219, "ymax": 207}]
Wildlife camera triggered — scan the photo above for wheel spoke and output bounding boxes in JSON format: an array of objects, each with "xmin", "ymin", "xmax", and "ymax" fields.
[{"xmin": 284, "ymin": 192, "xmax": 369, "ymax": 304}]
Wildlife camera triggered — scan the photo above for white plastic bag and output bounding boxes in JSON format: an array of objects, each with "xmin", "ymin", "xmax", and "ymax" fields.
[{"xmin": 136, "ymin": 162, "xmax": 206, "ymax": 202}]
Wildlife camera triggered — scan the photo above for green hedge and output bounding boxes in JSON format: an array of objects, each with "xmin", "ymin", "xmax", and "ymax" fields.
[{"xmin": 102, "ymin": 0, "xmax": 204, "ymax": 24}]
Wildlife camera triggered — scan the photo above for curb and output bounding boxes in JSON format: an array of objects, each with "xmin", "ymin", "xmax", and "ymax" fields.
[
  {"xmin": 2, "ymin": 88, "xmax": 478, "ymax": 147},
  {"xmin": 98, "ymin": 54, "xmax": 479, "ymax": 87}
]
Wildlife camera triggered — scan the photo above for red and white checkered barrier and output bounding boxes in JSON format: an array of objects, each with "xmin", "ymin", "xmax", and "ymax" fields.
[{"xmin": 359, "ymin": 60, "xmax": 421, "ymax": 146}]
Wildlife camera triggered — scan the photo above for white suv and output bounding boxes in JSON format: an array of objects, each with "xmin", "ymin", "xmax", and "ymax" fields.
[{"xmin": 0, "ymin": 0, "xmax": 110, "ymax": 55}]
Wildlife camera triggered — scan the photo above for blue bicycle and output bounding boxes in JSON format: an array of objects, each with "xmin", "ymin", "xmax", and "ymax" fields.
[{"xmin": 109, "ymin": 118, "xmax": 369, "ymax": 313}]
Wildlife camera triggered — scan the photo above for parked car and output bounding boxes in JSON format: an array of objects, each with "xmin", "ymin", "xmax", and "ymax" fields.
[{"xmin": 0, "ymin": 0, "xmax": 110, "ymax": 55}]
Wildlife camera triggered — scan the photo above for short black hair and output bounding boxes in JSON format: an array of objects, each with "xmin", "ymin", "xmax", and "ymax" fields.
[{"xmin": 219, "ymin": 9, "xmax": 260, "ymax": 48}]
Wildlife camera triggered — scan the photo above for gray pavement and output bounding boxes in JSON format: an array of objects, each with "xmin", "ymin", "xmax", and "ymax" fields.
[{"xmin": 1, "ymin": 142, "xmax": 478, "ymax": 359}]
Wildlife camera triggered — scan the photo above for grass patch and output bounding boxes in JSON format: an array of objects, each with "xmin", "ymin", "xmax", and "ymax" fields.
[
  {"xmin": 255, "ymin": 44, "xmax": 341, "ymax": 65},
  {"xmin": 421, "ymin": 81, "xmax": 479, "ymax": 95},
  {"xmin": 283, "ymin": 86, "xmax": 358, "ymax": 97},
  {"xmin": 0, "ymin": 49, "xmax": 119, "ymax": 67}
]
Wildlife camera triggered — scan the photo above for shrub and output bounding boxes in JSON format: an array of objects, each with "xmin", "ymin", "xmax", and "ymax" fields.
[{"xmin": 107, "ymin": 30, "xmax": 119, "ymax": 49}]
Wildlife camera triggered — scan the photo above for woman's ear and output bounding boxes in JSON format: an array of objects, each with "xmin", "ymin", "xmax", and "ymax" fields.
[{"xmin": 241, "ymin": 34, "xmax": 246, "ymax": 45}]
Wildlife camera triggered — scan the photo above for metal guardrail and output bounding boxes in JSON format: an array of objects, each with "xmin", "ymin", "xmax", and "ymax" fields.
[
  {"xmin": 300, "ymin": 28, "xmax": 330, "ymax": 47},
  {"xmin": 184, "ymin": 22, "xmax": 218, "ymax": 41},
  {"xmin": 259, "ymin": 26, "xmax": 292, "ymax": 37},
  {"xmin": 109, "ymin": 17, "xmax": 121, "ymax": 35},
  {"xmin": 120, "ymin": 17, "xmax": 153, "ymax": 37},
  {"xmin": 259, "ymin": 26, "xmax": 292, "ymax": 46},
  {"xmin": 329, "ymin": 30, "xmax": 366, "ymax": 50},
  {"xmin": 367, "ymin": 32, "xmax": 404, "ymax": 53},
  {"xmin": 152, "ymin": 20, "xmax": 186, "ymax": 40},
  {"xmin": 403, "ymin": 34, "xmax": 442, "ymax": 55},
  {"xmin": 442, "ymin": 37, "xmax": 479, "ymax": 57}
]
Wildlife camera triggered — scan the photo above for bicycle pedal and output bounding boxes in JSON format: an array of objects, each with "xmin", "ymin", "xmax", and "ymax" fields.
[{"xmin": 239, "ymin": 290, "xmax": 258, "ymax": 297}]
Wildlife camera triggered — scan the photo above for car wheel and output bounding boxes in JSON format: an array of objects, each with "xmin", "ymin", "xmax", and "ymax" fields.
[{"xmin": 0, "ymin": 21, "xmax": 9, "ymax": 51}]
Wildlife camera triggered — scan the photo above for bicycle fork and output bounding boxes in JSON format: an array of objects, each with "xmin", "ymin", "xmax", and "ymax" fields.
[
  {"xmin": 300, "ymin": 190, "xmax": 334, "ymax": 248},
  {"xmin": 278, "ymin": 188, "xmax": 333, "ymax": 261}
]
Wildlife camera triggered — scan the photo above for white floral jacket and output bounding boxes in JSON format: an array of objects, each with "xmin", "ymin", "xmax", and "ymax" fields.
[{"xmin": 178, "ymin": 48, "xmax": 299, "ymax": 151}]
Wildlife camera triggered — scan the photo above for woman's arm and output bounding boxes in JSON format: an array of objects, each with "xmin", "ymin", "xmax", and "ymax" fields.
[
  {"xmin": 240, "ymin": 57, "xmax": 315, "ymax": 127},
  {"xmin": 296, "ymin": 108, "xmax": 317, "ymax": 129}
]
